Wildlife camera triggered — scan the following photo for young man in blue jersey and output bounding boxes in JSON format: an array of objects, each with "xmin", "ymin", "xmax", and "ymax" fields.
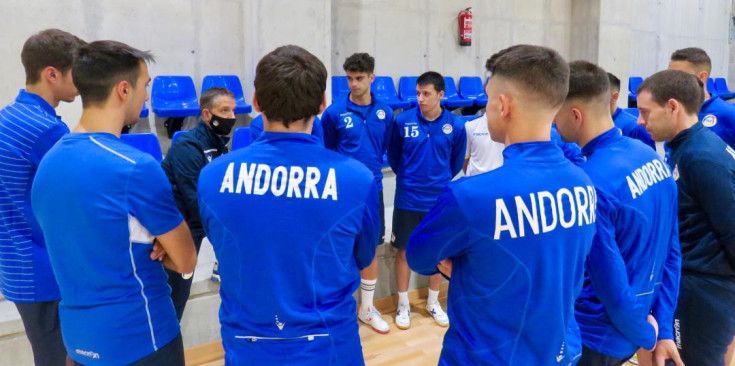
[
  {"xmin": 321, "ymin": 53, "xmax": 393, "ymax": 334},
  {"xmin": 637, "ymin": 69, "xmax": 735, "ymax": 366},
  {"xmin": 197, "ymin": 45, "xmax": 380, "ymax": 366},
  {"xmin": 31, "ymin": 41, "xmax": 197, "ymax": 366},
  {"xmin": 0, "ymin": 29, "xmax": 84, "ymax": 366},
  {"xmin": 407, "ymin": 44, "xmax": 597, "ymax": 365},
  {"xmin": 388, "ymin": 71, "xmax": 466, "ymax": 330},
  {"xmin": 607, "ymin": 72, "xmax": 656, "ymax": 150},
  {"xmin": 669, "ymin": 47, "xmax": 735, "ymax": 147},
  {"xmin": 161, "ymin": 87, "xmax": 236, "ymax": 320},
  {"xmin": 554, "ymin": 61, "xmax": 681, "ymax": 366}
]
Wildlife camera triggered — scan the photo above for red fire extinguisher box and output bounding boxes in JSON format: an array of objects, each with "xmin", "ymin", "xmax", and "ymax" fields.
[{"xmin": 459, "ymin": 7, "xmax": 472, "ymax": 46}]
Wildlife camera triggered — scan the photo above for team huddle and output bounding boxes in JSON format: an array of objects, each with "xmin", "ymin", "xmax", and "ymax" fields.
[{"xmin": 2, "ymin": 28, "xmax": 735, "ymax": 366}]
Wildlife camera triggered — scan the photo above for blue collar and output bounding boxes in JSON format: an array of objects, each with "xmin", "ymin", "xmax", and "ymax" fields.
[
  {"xmin": 15, "ymin": 89, "xmax": 58, "ymax": 118},
  {"xmin": 701, "ymin": 95, "xmax": 721, "ymax": 111},
  {"xmin": 345, "ymin": 93, "xmax": 376, "ymax": 110},
  {"xmin": 668, "ymin": 122, "xmax": 705, "ymax": 150},
  {"xmin": 581, "ymin": 127, "xmax": 622, "ymax": 157},
  {"xmin": 503, "ymin": 141, "xmax": 565, "ymax": 164},
  {"xmin": 612, "ymin": 107, "xmax": 622, "ymax": 120},
  {"xmin": 415, "ymin": 106, "xmax": 447, "ymax": 123},
  {"xmin": 257, "ymin": 131, "xmax": 321, "ymax": 145}
]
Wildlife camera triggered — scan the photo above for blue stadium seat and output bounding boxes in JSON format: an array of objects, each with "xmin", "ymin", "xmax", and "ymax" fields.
[
  {"xmin": 171, "ymin": 130, "xmax": 187, "ymax": 144},
  {"xmin": 628, "ymin": 77, "xmax": 643, "ymax": 103},
  {"xmin": 707, "ymin": 78, "xmax": 720, "ymax": 98},
  {"xmin": 231, "ymin": 127, "xmax": 251, "ymax": 150},
  {"xmin": 398, "ymin": 76, "xmax": 419, "ymax": 107},
  {"xmin": 119, "ymin": 133, "xmax": 163, "ymax": 162},
  {"xmin": 332, "ymin": 76, "xmax": 350, "ymax": 101},
  {"xmin": 715, "ymin": 78, "xmax": 735, "ymax": 99},
  {"xmin": 201, "ymin": 75, "xmax": 252, "ymax": 114},
  {"xmin": 140, "ymin": 101, "xmax": 149, "ymax": 118},
  {"xmin": 151, "ymin": 76, "xmax": 201, "ymax": 117},
  {"xmin": 457, "ymin": 115, "xmax": 480, "ymax": 123},
  {"xmin": 372, "ymin": 76, "xmax": 411, "ymax": 110},
  {"xmin": 623, "ymin": 108, "xmax": 639, "ymax": 118},
  {"xmin": 442, "ymin": 77, "xmax": 474, "ymax": 108},
  {"xmin": 458, "ymin": 77, "xmax": 488, "ymax": 106}
]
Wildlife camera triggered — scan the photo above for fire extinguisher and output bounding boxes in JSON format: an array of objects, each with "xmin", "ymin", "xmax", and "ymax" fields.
[{"xmin": 459, "ymin": 7, "xmax": 472, "ymax": 46}]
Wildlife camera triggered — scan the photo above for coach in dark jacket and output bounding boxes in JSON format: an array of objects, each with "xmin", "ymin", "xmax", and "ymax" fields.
[{"xmin": 161, "ymin": 87, "xmax": 236, "ymax": 320}]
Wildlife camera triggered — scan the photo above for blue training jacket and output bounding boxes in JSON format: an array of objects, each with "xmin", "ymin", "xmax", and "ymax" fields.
[
  {"xmin": 699, "ymin": 96, "xmax": 735, "ymax": 148},
  {"xmin": 249, "ymin": 114, "xmax": 324, "ymax": 144},
  {"xmin": 668, "ymin": 122, "xmax": 735, "ymax": 283},
  {"xmin": 613, "ymin": 107, "xmax": 656, "ymax": 150},
  {"xmin": 551, "ymin": 124, "xmax": 586, "ymax": 165},
  {"xmin": 407, "ymin": 141, "xmax": 597, "ymax": 365},
  {"xmin": 198, "ymin": 132, "xmax": 380, "ymax": 366},
  {"xmin": 575, "ymin": 128, "xmax": 680, "ymax": 358},
  {"xmin": 388, "ymin": 107, "xmax": 466, "ymax": 212},
  {"xmin": 321, "ymin": 93, "xmax": 393, "ymax": 191}
]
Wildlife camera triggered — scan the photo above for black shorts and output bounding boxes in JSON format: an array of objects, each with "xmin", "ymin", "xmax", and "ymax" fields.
[
  {"xmin": 378, "ymin": 190, "xmax": 385, "ymax": 245},
  {"xmin": 577, "ymin": 346, "xmax": 632, "ymax": 366},
  {"xmin": 15, "ymin": 300, "xmax": 66, "ymax": 366},
  {"xmin": 74, "ymin": 333, "xmax": 184, "ymax": 366},
  {"xmin": 674, "ymin": 273, "xmax": 735, "ymax": 366},
  {"xmin": 390, "ymin": 207, "xmax": 427, "ymax": 250}
]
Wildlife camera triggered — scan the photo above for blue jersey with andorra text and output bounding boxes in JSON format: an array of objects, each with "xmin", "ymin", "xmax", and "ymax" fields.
[
  {"xmin": 699, "ymin": 96, "xmax": 735, "ymax": 148},
  {"xmin": 575, "ymin": 128, "xmax": 680, "ymax": 358},
  {"xmin": 321, "ymin": 94, "xmax": 393, "ymax": 191},
  {"xmin": 249, "ymin": 114, "xmax": 324, "ymax": 144},
  {"xmin": 388, "ymin": 107, "xmax": 466, "ymax": 212},
  {"xmin": 0, "ymin": 90, "xmax": 68, "ymax": 303},
  {"xmin": 407, "ymin": 141, "xmax": 597, "ymax": 365},
  {"xmin": 198, "ymin": 132, "xmax": 380, "ymax": 366},
  {"xmin": 613, "ymin": 107, "xmax": 656, "ymax": 150},
  {"xmin": 31, "ymin": 133, "xmax": 183, "ymax": 366}
]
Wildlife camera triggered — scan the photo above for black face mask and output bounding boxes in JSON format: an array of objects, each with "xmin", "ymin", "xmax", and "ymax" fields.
[{"xmin": 208, "ymin": 112, "xmax": 236, "ymax": 135}]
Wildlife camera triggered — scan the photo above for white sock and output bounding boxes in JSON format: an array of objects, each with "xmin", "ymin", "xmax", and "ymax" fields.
[
  {"xmin": 360, "ymin": 279, "xmax": 377, "ymax": 311},
  {"xmin": 428, "ymin": 289, "xmax": 440, "ymax": 305},
  {"xmin": 398, "ymin": 291, "xmax": 409, "ymax": 307}
]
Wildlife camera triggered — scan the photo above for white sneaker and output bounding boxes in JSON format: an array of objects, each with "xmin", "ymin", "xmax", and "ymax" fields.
[
  {"xmin": 358, "ymin": 306, "xmax": 390, "ymax": 334},
  {"xmin": 395, "ymin": 303, "xmax": 411, "ymax": 330},
  {"xmin": 426, "ymin": 302, "xmax": 449, "ymax": 327}
]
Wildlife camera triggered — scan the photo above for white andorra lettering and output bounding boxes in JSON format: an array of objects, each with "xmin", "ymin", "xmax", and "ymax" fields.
[
  {"xmin": 653, "ymin": 159, "xmax": 671, "ymax": 178},
  {"xmin": 632, "ymin": 170, "xmax": 646, "ymax": 194},
  {"xmin": 271, "ymin": 166, "xmax": 288, "ymax": 196},
  {"xmin": 515, "ymin": 193, "xmax": 539, "ymax": 237},
  {"xmin": 641, "ymin": 166, "xmax": 653, "ymax": 186},
  {"xmin": 287, "ymin": 166, "xmax": 304, "ymax": 198},
  {"xmin": 627, "ymin": 176, "xmax": 641, "ymax": 199},
  {"xmin": 557, "ymin": 188, "xmax": 576, "ymax": 229},
  {"xmin": 587, "ymin": 185, "xmax": 597, "ymax": 223},
  {"xmin": 574, "ymin": 186, "xmax": 590, "ymax": 225},
  {"xmin": 220, "ymin": 162, "xmax": 235, "ymax": 193},
  {"xmin": 494, "ymin": 198, "xmax": 517, "ymax": 239},
  {"xmin": 625, "ymin": 159, "xmax": 671, "ymax": 199},
  {"xmin": 646, "ymin": 162, "xmax": 661, "ymax": 182},
  {"xmin": 236, "ymin": 162, "xmax": 256, "ymax": 194},
  {"xmin": 304, "ymin": 167, "xmax": 321, "ymax": 199},
  {"xmin": 538, "ymin": 191, "xmax": 558, "ymax": 233},
  {"xmin": 322, "ymin": 168, "xmax": 338, "ymax": 200},
  {"xmin": 253, "ymin": 164, "xmax": 271, "ymax": 195}
]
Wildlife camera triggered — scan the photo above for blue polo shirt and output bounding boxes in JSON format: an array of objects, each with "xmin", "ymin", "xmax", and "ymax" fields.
[
  {"xmin": 388, "ymin": 107, "xmax": 466, "ymax": 212},
  {"xmin": 198, "ymin": 132, "xmax": 380, "ymax": 366},
  {"xmin": 613, "ymin": 107, "xmax": 655, "ymax": 150},
  {"xmin": 407, "ymin": 141, "xmax": 597, "ymax": 365},
  {"xmin": 699, "ymin": 96, "xmax": 735, "ymax": 148},
  {"xmin": 249, "ymin": 114, "xmax": 324, "ymax": 144},
  {"xmin": 575, "ymin": 128, "xmax": 680, "ymax": 358},
  {"xmin": 0, "ymin": 90, "xmax": 68, "ymax": 303},
  {"xmin": 31, "ymin": 133, "xmax": 184, "ymax": 365},
  {"xmin": 321, "ymin": 94, "xmax": 393, "ymax": 190}
]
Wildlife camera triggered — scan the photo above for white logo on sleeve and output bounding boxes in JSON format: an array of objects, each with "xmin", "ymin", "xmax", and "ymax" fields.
[
  {"xmin": 275, "ymin": 315, "xmax": 285, "ymax": 330},
  {"xmin": 376, "ymin": 109, "xmax": 386, "ymax": 120},
  {"xmin": 442, "ymin": 123, "xmax": 453, "ymax": 134},
  {"xmin": 702, "ymin": 114, "xmax": 717, "ymax": 127}
]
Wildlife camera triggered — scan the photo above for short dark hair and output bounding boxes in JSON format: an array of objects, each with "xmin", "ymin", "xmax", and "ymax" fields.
[
  {"xmin": 637, "ymin": 70, "xmax": 704, "ymax": 115},
  {"xmin": 670, "ymin": 47, "xmax": 711, "ymax": 74},
  {"xmin": 417, "ymin": 71, "xmax": 445, "ymax": 92},
  {"xmin": 254, "ymin": 45, "xmax": 327, "ymax": 127},
  {"xmin": 21, "ymin": 29, "xmax": 85, "ymax": 84},
  {"xmin": 485, "ymin": 45, "xmax": 569, "ymax": 107},
  {"xmin": 72, "ymin": 41, "xmax": 154, "ymax": 108},
  {"xmin": 565, "ymin": 61, "xmax": 610, "ymax": 102},
  {"xmin": 607, "ymin": 72, "xmax": 621, "ymax": 92},
  {"xmin": 343, "ymin": 53, "xmax": 374, "ymax": 73},
  {"xmin": 200, "ymin": 87, "xmax": 235, "ymax": 111}
]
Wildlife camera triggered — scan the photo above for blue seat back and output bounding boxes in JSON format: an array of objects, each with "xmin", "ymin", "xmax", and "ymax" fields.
[
  {"xmin": 628, "ymin": 77, "xmax": 643, "ymax": 94},
  {"xmin": 707, "ymin": 78, "xmax": 718, "ymax": 94},
  {"xmin": 457, "ymin": 115, "xmax": 480, "ymax": 123},
  {"xmin": 715, "ymin": 78, "xmax": 731, "ymax": 93},
  {"xmin": 139, "ymin": 101, "xmax": 149, "ymax": 118},
  {"xmin": 151, "ymin": 76, "xmax": 200, "ymax": 117},
  {"xmin": 398, "ymin": 76, "xmax": 418, "ymax": 105},
  {"xmin": 171, "ymin": 130, "xmax": 187, "ymax": 144},
  {"xmin": 371, "ymin": 76, "xmax": 399, "ymax": 99},
  {"xmin": 443, "ymin": 77, "xmax": 461, "ymax": 99},
  {"xmin": 119, "ymin": 133, "xmax": 163, "ymax": 162},
  {"xmin": 201, "ymin": 75, "xmax": 252, "ymax": 114},
  {"xmin": 458, "ymin": 76, "xmax": 485, "ymax": 99},
  {"xmin": 231, "ymin": 127, "xmax": 251, "ymax": 150},
  {"xmin": 332, "ymin": 76, "xmax": 350, "ymax": 100}
]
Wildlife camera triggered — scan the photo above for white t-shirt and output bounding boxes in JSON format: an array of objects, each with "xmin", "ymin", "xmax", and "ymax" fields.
[{"xmin": 464, "ymin": 114, "xmax": 504, "ymax": 176}]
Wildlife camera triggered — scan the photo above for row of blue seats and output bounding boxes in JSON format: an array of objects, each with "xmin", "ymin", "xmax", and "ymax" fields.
[
  {"xmin": 332, "ymin": 75, "xmax": 487, "ymax": 110},
  {"xmin": 629, "ymin": 76, "xmax": 735, "ymax": 102},
  {"xmin": 142, "ymin": 75, "xmax": 253, "ymax": 118}
]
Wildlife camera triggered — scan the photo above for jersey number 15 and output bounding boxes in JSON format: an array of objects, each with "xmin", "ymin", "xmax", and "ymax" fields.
[{"xmin": 404, "ymin": 126, "xmax": 419, "ymax": 138}]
